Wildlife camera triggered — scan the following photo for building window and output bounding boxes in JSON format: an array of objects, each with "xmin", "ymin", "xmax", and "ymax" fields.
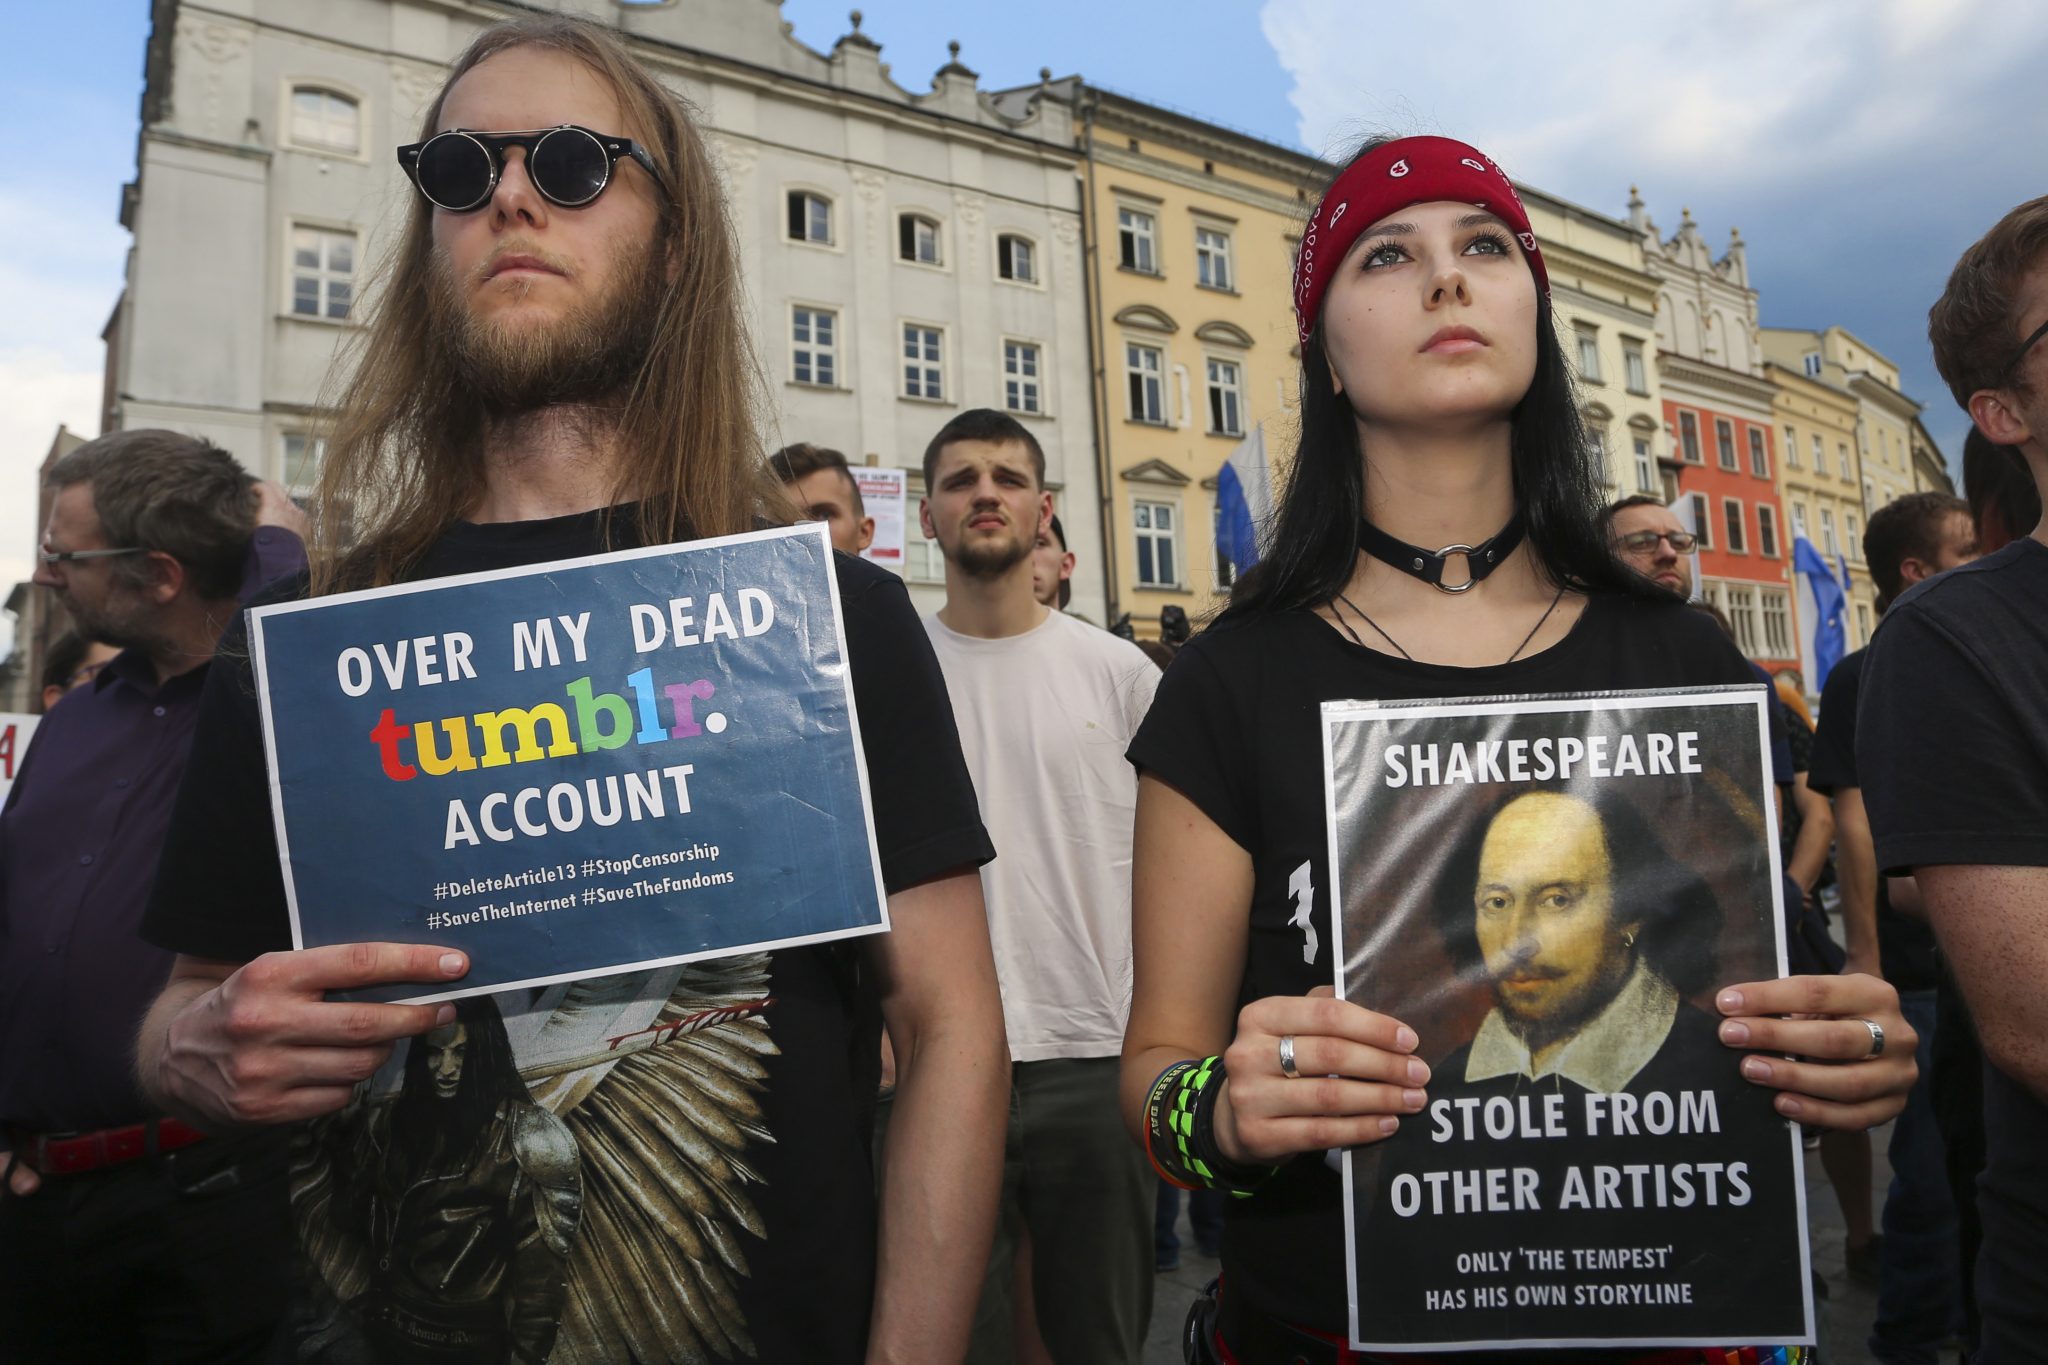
[
  {"xmin": 1134, "ymin": 500, "xmax": 1179, "ymax": 587},
  {"xmin": 282, "ymin": 433, "xmax": 325, "ymax": 495},
  {"xmin": 1118, "ymin": 207, "xmax": 1157, "ymax": 273},
  {"xmin": 1839, "ymin": 442, "xmax": 1853, "ymax": 480},
  {"xmin": 1761, "ymin": 589, "xmax": 1792, "ymax": 657},
  {"xmin": 1726, "ymin": 584, "xmax": 1759, "ymax": 654},
  {"xmin": 1723, "ymin": 498, "xmax": 1747, "ymax": 553},
  {"xmin": 1575, "ymin": 325, "xmax": 1603, "ymax": 383},
  {"xmin": 1687, "ymin": 492, "xmax": 1712, "ymax": 549},
  {"xmin": 1126, "ymin": 342, "xmax": 1165, "ymax": 424},
  {"xmin": 1715, "ymin": 418, "xmax": 1737, "ymax": 470},
  {"xmin": 997, "ymin": 233, "xmax": 1036, "ymax": 283},
  {"xmin": 1633, "ymin": 437, "xmax": 1654, "ymax": 493},
  {"xmin": 898, "ymin": 213, "xmax": 942, "ymax": 266},
  {"xmin": 1784, "ymin": 426, "xmax": 1800, "ymax": 468},
  {"xmin": 1846, "ymin": 513, "xmax": 1861, "ymax": 560},
  {"xmin": 1790, "ymin": 501, "xmax": 1809, "ymax": 540},
  {"xmin": 1820, "ymin": 507, "xmax": 1839, "ymax": 558},
  {"xmin": 1196, "ymin": 227, "xmax": 1233, "ymax": 290},
  {"xmin": 787, "ymin": 191, "xmax": 832, "ymax": 245},
  {"xmin": 1003, "ymin": 340, "xmax": 1043, "ymax": 415},
  {"xmin": 1757, "ymin": 504, "xmax": 1779, "ymax": 558},
  {"xmin": 791, "ymin": 306, "xmax": 839, "ymax": 387},
  {"xmin": 1748, "ymin": 428, "xmax": 1769, "ymax": 478},
  {"xmin": 1588, "ymin": 429, "xmax": 1610, "ymax": 487},
  {"xmin": 290, "ymin": 226, "xmax": 355, "ymax": 319},
  {"xmin": 1678, "ymin": 410, "xmax": 1701, "ymax": 463},
  {"xmin": 290, "ymin": 88, "xmax": 360, "ymax": 153},
  {"xmin": 1623, "ymin": 340, "xmax": 1648, "ymax": 394},
  {"xmin": 902, "ymin": 323, "xmax": 944, "ymax": 400},
  {"xmin": 904, "ymin": 535, "xmax": 944, "ymax": 584},
  {"xmin": 1206, "ymin": 357, "xmax": 1244, "ymax": 435},
  {"xmin": 1803, "ymin": 352, "xmax": 1823, "ymax": 377},
  {"xmin": 1855, "ymin": 602, "xmax": 1872, "ymax": 644}
]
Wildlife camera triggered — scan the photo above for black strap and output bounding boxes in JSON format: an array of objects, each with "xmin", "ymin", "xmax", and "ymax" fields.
[{"xmin": 1357, "ymin": 513, "xmax": 1524, "ymax": 593}]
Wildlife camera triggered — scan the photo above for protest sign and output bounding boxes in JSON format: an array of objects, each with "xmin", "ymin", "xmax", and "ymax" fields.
[
  {"xmin": 250, "ymin": 523, "xmax": 887, "ymax": 1004},
  {"xmin": 1322, "ymin": 686, "xmax": 1812, "ymax": 1352},
  {"xmin": 855, "ymin": 466, "xmax": 907, "ymax": 566},
  {"xmin": 0, "ymin": 712, "xmax": 38, "ymax": 803}
]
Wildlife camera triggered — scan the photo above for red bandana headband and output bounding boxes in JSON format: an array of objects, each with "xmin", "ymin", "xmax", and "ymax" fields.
[{"xmin": 1292, "ymin": 135, "xmax": 1550, "ymax": 347}]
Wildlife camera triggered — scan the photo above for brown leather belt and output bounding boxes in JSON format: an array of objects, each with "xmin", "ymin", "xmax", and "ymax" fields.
[{"xmin": 23, "ymin": 1117, "xmax": 206, "ymax": 1176}]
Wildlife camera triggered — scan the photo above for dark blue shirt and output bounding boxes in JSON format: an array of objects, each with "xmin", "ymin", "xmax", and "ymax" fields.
[{"xmin": 0, "ymin": 527, "xmax": 305, "ymax": 1132}]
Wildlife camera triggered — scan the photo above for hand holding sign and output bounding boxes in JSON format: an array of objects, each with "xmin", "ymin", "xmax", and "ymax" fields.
[
  {"xmin": 1214, "ymin": 985, "xmax": 1429, "ymax": 1164},
  {"xmin": 153, "ymin": 943, "xmax": 469, "ymax": 1129},
  {"xmin": 1716, "ymin": 973, "xmax": 1916, "ymax": 1130}
]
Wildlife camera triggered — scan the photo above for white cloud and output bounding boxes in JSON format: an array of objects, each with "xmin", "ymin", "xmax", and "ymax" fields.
[
  {"xmin": 0, "ymin": 347, "xmax": 103, "ymax": 592},
  {"xmin": 1258, "ymin": 0, "xmax": 2048, "ymax": 208}
]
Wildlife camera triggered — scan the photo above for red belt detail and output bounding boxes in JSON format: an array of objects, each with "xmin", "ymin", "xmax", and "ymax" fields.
[{"xmin": 25, "ymin": 1118, "xmax": 206, "ymax": 1176}]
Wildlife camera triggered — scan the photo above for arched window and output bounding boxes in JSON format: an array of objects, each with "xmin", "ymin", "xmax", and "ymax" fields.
[
  {"xmin": 787, "ymin": 190, "xmax": 833, "ymax": 246},
  {"xmin": 289, "ymin": 87, "xmax": 360, "ymax": 154},
  {"xmin": 899, "ymin": 213, "xmax": 942, "ymax": 266},
  {"xmin": 997, "ymin": 233, "xmax": 1036, "ymax": 283}
]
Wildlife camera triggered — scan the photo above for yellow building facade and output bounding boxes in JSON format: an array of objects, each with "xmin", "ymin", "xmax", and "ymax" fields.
[
  {"xmin": 1760, "ymin": 326, "xmax": 1925, "ymax": 517},
  {"xmin": 1024, "ymin": 82, "xmax": 1324, "ymax": 638},
  {"xmin": 1523, "ymin": 188, "xmax": 1667, "ymax": 502},
  {"xmin": 1766, "ymin": 361, "xmax": 1880, "ymax": 681}
]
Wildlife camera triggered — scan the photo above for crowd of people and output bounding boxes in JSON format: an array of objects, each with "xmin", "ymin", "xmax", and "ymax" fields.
[{"xmin": 0, "ymin": 12, "xmax": 2042, "ymax": 1365}]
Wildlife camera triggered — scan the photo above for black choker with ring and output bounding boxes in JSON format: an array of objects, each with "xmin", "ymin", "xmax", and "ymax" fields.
[{"xmin": 1356, "ymin": 513, "xmax": 1525, "ymax": 594}]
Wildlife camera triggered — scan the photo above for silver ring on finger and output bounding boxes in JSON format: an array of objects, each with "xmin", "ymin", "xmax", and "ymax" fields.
[
  {"xmin": 1858, "ymin": 1018, "xmax": 1885, "ymax": 1059},
  {"xmin": 1278, "ymin": 1034, "xmax": 1300, "ymax": 1079}
]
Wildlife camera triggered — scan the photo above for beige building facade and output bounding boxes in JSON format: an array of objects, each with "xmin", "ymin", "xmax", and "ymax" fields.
[
  {"xmin": 1767, "ymin": 360, "xmax": 1879, "ymax": 680},
  {"xmin": 1759, "ymin": 326, "xmax": 1927, "ymax": 517}
]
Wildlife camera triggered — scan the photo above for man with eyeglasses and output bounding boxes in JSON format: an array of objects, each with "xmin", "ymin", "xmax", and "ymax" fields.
[
  {"xmin": 1858, "ymin": 197, "xmax": 2048, "ymax": 1364},
  {"xmin": 0, "ymin": 429, "xmax": 305, "ymax": 1361},
  {"xmin": 1604, "ymin": 494, "xmax": 1700, "ymax": 597}
]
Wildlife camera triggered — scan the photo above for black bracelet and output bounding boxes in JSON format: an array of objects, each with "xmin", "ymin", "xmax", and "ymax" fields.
[
  {"xmin": 1144, "ymin": 1056, "xmax": 1276, "ymax": 1195},
  {"xmin": 1187, "ymin": 1056, "xmax": 1278, "ymax": 1195}
]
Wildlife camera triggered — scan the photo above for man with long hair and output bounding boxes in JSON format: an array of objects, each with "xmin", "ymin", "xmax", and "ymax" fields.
[{"xmin": 134, "ymin": 16, "xmax": 1006, "ymax": 1363}]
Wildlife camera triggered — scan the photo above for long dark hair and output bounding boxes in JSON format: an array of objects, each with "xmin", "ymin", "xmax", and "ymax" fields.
[
  {"xmin": 392, "ymin": 994, "xmax": 527, "ymax": 1158},
  {"xmin": 1224, "ymin": 140, "xmax": 1661, "ymax": 622}
]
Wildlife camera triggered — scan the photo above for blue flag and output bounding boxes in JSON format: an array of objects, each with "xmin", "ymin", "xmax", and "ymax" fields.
[
  {"xmin": 1215, "ymin": 425, "xmax": 1273, "ymax": 574},
  {"xmin": 1794, "ymin": 536, "xmax": 1847, "ymax": 688}
]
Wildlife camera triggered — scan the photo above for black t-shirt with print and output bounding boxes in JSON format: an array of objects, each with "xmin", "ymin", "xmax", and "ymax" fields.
[
  {"xmin": 144, "ymin": 509, "xmax": 994, "ymax": 1365},
  {"xmin": 1127, "ymin": 590, "xmax": 1759, "ymax": 1348},
  {"xmin": 1858, "ymin": 537, "xmax": 2048, "ymax": 1365},
  {"xmin": 1806, "ymin": 648, "xmax": 1938, "ymax": 990}
]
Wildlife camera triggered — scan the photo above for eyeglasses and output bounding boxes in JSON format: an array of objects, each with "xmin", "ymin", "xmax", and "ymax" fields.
[
  {"xmin": 397, "ymin": 125, "xmax": 663, "ymax": 213},
  {"xmin": 1999, "ymin": 313, "xmax": 2048, "ymax": 385},
  {"xmin": 39, "ymin": 544, "xmax": 146, "ymax": 567},
  {"xmin": 1615, "ymin": 530, "xmax": 1698, "ymax": 554}
]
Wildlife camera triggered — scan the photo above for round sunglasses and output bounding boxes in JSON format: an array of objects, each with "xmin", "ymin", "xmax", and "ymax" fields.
[{"xmin": 397, "ymin": 125, "xmax": 663, "ymax": 213}]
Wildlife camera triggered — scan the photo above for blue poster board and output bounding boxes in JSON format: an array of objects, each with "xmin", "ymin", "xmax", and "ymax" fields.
[{"xmin": 249, "ymin": 523, "xmax": 886, "ymax": 1004}]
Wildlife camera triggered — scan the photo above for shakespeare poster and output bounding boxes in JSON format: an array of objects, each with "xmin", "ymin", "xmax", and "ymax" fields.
[
  {"xmin": 1322, "ymin": 687, "xmax": 1813, "ymax": 1352},
  {"xmin": 250, "ymin": 522, "xmax": 887, "ymax": 1004}
]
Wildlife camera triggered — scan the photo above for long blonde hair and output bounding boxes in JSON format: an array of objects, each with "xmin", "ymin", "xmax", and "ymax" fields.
[{"xmin": 310, "ymin": 13, "xmax": 774, "ymax": 590}]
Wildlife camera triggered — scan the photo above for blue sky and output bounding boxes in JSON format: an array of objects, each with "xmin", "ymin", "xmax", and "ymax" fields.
[{"xmin": 5, "ymin": 0, "xmax": 2042, "ymax": 618}]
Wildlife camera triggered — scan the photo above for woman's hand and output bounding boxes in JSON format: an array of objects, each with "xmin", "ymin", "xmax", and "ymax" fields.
[
  {"xmin": 1212, "ymin": 985, "xmax": 1428, "ymax": 1165},
  {"xmin": 1716, "ymin": 973, "xmax": 1917, "ymax": 1129}
]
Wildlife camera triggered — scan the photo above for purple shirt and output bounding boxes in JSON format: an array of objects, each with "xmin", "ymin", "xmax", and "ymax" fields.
[{"xmin": 0, "ymin": 527, "xmax": 305, "ymax": 1132}]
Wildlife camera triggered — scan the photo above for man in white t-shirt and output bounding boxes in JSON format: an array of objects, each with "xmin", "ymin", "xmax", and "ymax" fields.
[{"xmin": 918, "ymin": 408, "xmax": 1160, "ymax": 1364}]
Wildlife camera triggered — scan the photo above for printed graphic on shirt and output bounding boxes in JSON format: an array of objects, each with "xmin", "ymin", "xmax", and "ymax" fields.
[
  {"xmin": 285, "ymin": 954, "xmax": 777, "ymax": 1364},
  {"xmin": 1322, "ymin": 687, "xmax": 1812, "ymax": 1352}
]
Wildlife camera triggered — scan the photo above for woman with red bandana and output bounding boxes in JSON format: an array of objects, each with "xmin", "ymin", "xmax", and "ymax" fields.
[{"xmin": 1120, "ymin": 136, "xmax": 1919, "ymax": 1363}]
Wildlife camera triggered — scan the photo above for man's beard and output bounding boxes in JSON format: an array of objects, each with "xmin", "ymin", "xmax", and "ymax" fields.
[
  {"xmin": 430, "ymin": 235, "xmax": 667, "ymax": 415},
  {"xmin": 63, "ymin": 588, "xmax": 159, "ymax": 656},
  {"xmin": 947, "ymin": 523, "xmax": 1033, "ymax": 580}
]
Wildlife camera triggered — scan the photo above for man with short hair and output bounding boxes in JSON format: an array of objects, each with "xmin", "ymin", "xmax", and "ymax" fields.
[
  {"xmin": 133, "ymin": 17, "xmax": 1006, "ymax": 1364},
  {"xmin": 1861, "ymin": 196, "xmax": 2048, "ymax": 1362},
  {"xmin": 1030, "ymin": 512, "xmax": 1074, "ymax": 612},
  {"xmin": 918, "ymin": 407, "xmax": 1159, "ymax": 1363},
  {"xmin": 771, "ymin": 441, "xmax": 874, "ymax": 556},
  {"xmin": 1809, "ymin": 490, "xmax": 1977, "ymax": 1361},
  {"xmin": 37, "ymin": 630, "xmax": 121, "ymax": 713},
  {"xmin": 0, "ymin": 430, "xmax": 306, "ymax": 1361},
  {"xmin": 1604, "ymin": 494, "xmax": 1696, "ymax": 597}
]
